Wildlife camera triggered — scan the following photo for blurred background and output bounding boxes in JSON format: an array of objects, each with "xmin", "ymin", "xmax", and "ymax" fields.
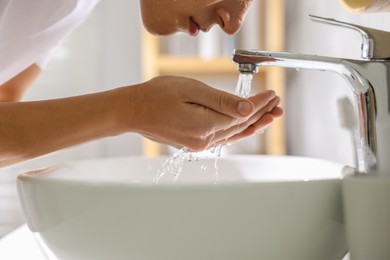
[{"xmin": 1, "ymin": 0, "xmax": 390, "ymax": 238}]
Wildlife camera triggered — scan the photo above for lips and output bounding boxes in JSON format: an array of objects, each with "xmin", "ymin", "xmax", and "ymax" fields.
[{"xmin": 189, "ymin": 17, "xmax": 201, "ymax": 36}]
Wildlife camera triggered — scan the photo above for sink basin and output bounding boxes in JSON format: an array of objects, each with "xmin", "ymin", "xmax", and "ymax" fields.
[
  {"xmin": 17, "ymin": 155, "xmax": 347, "ymax": 260},
  {"xmin": 343, "ymin": 175, "xmax": 390, "ymax": 260}
]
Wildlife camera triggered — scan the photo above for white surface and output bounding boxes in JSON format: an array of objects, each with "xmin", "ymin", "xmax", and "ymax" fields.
[
  {"xmin": 344, "ymin": 176, "xmax": 390, "ymax": 260},
  {"xmin": 17, "ymin": 155, "xmax": 347, "ymax": 260},
  {"xmin": 0, "ymin": 225, "xmax": 351, "ymax": 260},
  {"xmin": 0, "ymin": 225, "xmax": 45, "ymax": 260}
]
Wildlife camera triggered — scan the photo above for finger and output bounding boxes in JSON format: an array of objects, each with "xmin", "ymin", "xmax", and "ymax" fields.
[
  {"xmin": 179, "ymin": 106, "xmax": 283, "ymax": 151},
  {"xmin": 269, "ymin": 106, "xmax": 284, "ymax": 118},
  {"xmin": 250, "ymin": 113, "xmax": 274, "ymax": 132},
  {"xmin": 227, "ymin": 94, "xmax": 279, "ymax": 129},
  {"xmin": 226, "ymin": 96, "xmax": 280, "ymax": 131},
  {"xmin": 246, "ymin": 96, "xmax": 280, "ymax": 125},
  {"xmin": 213, "ymin": 116, "xmax": 274, "ymax": 148},
  {"xmin": 189, "ymin": 86, "xmax": 255, "ymax": 117},
  {"xmin": 185, "ymin": 85, "xmax": 279, "ymax": 143},
  {"xmin": 212, "ymin": 125, "xmax": 258, "ymax": 148},
  {"xmin": 248, "ymin": 90, "xmax": 277, "ymax": 112},
  {"xmin": 182, "ymin": 107, "xmax": 281, "ymax": 152},
  {"xmin": 209, "ymin": 106, "xmax": 280, "ymax": 147}
]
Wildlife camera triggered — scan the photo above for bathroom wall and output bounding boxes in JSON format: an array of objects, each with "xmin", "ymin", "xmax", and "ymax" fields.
[{"xmin": 284, "ymin": 1, "xmax": 390, "ymax": 166}]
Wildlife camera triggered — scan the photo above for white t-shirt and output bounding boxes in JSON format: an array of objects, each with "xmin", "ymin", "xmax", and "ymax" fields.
[{"xmin": 0, "ymin": 0, "xmax": 101, "ymax": 84}]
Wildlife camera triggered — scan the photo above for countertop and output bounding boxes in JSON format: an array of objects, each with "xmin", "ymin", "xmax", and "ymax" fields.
[{"xmin": 0, "ymin": 225, "xmax": 46, "ymax": 259}]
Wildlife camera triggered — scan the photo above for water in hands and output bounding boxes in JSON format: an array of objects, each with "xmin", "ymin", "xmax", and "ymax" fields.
[{"xmin": 153, "ymin": 72, "xmax": 254, "ymax": 184}]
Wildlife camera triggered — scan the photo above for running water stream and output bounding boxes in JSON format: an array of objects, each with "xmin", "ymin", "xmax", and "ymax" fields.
[
  {"xmin": 235, "ymin": 72, "xmax": 253, "ymax": 98},
  {"xmin": 153, "ymin": 72, "xmax": 254, "ymax": 184}
]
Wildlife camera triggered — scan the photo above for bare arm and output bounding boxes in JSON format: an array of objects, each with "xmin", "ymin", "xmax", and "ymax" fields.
[
  {"xmin": 0, "ymin": 64, "xmax": 41, "ymax": 102},
  {"xmin": 0, "ymin": 87, "xmax": 129, "ymax": 167},
  {"xmin": 0, "ymin": 75, "xmax": 282, "ymax": 168},
  {"xmin": 0, "ymin": 64, "xmax": 128, "ymax": 167}
]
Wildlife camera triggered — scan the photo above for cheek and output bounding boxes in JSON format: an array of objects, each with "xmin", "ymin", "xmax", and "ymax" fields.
[
  {"xmin": 140, "ymin": 0, "xmax": 163, "ymax": 32},
  {"xmin": 140, "ymin": 3, "xmax": 181, "ymax": 35},
  {"xmin": 141, "ymin": 0, "xmax": 187, "ymax": 35}
]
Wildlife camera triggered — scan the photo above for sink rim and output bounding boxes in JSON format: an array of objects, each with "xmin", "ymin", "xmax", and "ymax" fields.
[{"xmin": 17, "ymin": 155, "xmax": 345, "ymax": 188}]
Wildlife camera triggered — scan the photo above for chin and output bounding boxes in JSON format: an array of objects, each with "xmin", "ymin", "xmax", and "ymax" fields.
[
  {"xmin": 142, "ymin": 21, "xmax": 182, "ymax": 36},
  {"xmin": 143, "ymin": 26, "xmax": 169, "ymax": 36}
]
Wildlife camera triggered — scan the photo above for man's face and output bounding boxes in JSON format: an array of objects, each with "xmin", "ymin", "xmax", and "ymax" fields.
[{"xmin": 139, "ymin": 0, "xmax": 254, "ymax": 36}]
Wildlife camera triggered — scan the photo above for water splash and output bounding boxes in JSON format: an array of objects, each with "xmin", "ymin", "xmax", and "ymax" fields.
[
  {"xmin": 153, "ymin": 72, "xmax": 254, "ymax": 184},
  {"xmin": 213, "ymin": 145, "xmax": 223, "ymax": 184},
  {"xmin": 153, "ymin": 148, "xmax": 189, "ymax": 184},
  {"xmin": 153, "ymin": 148, "xmax": 223, "ymax": 185}
]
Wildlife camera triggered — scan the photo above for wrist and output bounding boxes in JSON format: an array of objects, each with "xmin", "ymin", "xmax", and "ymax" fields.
[{"xmin": 112, "ymin": 83, "xmax": 143, "ymax": 134}]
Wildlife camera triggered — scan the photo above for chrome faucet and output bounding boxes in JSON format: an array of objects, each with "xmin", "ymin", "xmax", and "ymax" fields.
[{"xmin": 233, "ymin": 15, "xmax": 390, "ymax": 174}]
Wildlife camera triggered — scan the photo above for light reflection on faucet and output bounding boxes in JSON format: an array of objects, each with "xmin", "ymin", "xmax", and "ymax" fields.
[
  {"xmin": 232, "ymin": 49, "xmax": 385, "ymax": 173},
  {"xmin": 237, "ymin": 50, "xmax": 390, "ymax": 175}
]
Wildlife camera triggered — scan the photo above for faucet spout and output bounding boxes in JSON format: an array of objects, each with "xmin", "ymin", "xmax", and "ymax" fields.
[{"xmin": 232, "ymin": 49, "xmax": 389, "ymax": 173}]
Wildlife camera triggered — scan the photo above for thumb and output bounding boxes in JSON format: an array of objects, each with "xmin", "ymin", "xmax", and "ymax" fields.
[
  {"xmin": 236, "ymin": 99, "xmax": 254, "ymax": 117},
  {"xmin": 212, "ymin": 92, "xmax": 256, "ymax": 118},
  {"xmin": 189, "ymin": 83, "xmax": 254, "ymax": 118}
]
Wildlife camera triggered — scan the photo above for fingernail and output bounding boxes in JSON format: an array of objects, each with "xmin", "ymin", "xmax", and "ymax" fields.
[{"xmin": 237, "ymin": 101, "xmax": 252, "ymax": 116}]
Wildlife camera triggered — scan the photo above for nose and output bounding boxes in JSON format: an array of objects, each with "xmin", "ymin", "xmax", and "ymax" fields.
[{"xmin": 216, "ymin": 7, "xmax": 243, "ymax": 35}]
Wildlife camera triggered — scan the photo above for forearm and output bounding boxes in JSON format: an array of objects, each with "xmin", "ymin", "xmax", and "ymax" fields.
[
  {"xmin": 0, "ymin": 87, "xmax": 130, "ymax": 167},
  {"xmin": 0, "ymin": 64, "xmax": 41, "ymax": 102}
]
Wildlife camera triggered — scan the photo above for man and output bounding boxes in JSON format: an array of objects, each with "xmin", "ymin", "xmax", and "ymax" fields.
[{"xmin": 0, "ymin": 0, "xmax": 282, "ymax": 167}]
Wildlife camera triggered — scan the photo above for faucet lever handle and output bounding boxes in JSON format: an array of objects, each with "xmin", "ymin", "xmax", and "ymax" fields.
[{"xmin": 309, "ymin": 14, "xmax": 390, "ymax": 60}]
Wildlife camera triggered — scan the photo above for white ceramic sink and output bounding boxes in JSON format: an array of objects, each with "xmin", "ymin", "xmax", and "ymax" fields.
[
  {"xmin": 17, "ymin": 155, "xmax": 347, "ymax": 260},
  {"xmin": 343, "ymin": 175, "xmax": 390, "ymax": 260}
]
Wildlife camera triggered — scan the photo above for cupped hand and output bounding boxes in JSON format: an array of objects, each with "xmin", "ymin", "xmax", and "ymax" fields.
[
  {"xmin": 211, "ymin": 93, "xmax": 283, "ymax": 147},
  {"xmin": 126, "ymin": 76, "xmax": 282, "ymax": 151}
]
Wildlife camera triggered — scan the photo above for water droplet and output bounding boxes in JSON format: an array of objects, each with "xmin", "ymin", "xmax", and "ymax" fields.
[{"xmin": 215, "ymin": 144, "xmax": 223, "ymax": 158}]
